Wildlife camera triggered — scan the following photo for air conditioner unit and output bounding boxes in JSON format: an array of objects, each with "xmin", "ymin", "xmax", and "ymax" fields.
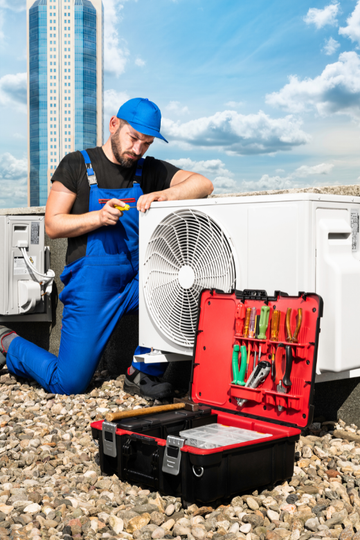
[
  {"xmin": 139, "ymin": 193, "xmax": 360, "ymax": 377},
  {"xmin": 0, "ymin": 215, "xmax": 55, "ymax": 320}
]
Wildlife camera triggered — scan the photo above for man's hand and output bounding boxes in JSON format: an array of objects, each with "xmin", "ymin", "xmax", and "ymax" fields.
[
  {"xmin": 137, "ymin": 191, "xmax": 169, "ymax": 213},
  {"xmin": 99, "ymin": 199, "xmax": 125, "ymax": 226},
  {"xmin": 137, "ymin": 170, "xmax": 214, "ymax": 213},
  {"xmin": 45, "ymin": 182, "xmax": 129, "ymax": 239}
]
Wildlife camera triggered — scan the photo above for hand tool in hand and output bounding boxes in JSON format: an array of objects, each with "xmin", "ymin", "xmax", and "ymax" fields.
[
  {"xmin": 115, "ymin": 203, "xmax": 131, "ymax": 211},
  {"xmin": 243, "ymin": 307, "xmax": 251, "ymax": 338},
  {"xmin": 106, "ymin": 400, "xmax": 199, "ymax": 422},
  {"xmin": 275, "ymin": 344, "xmax": 293, "ymax": 411},
  {"xmin": 236, "ymin": 360, "xmax": 271, "ymax": 407},
  {"xmin": 231, "ymin": 343, "xmax": 240, "ymax": 384},
  {"xmin": 238, "ymin": 345, "xmax": 247, "ymax": 385},
  {"xmin": 270, "ymin": 310, "xmax": 281, "ymax": 380},
  {"xmin": 235, "ymin": 304, "xmax": 246, "ymax": 335},
  {"xmin": 98, "ymin": 199, "xmax": 135, "ymax": 211},
  {"xmin": 248, "ymin": 307, "xmax": 257, "ymax": 338},
  {"xmin": 257, "ymin": 306, "xmax": 270, "ymax": 339},
  {"xmin": 285, "ymin": 308, "xmax": 303, "ymax": 343}
]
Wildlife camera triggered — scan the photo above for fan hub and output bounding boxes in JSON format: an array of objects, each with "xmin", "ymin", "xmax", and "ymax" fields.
[{"xmin": 178, "ymin": 265, "xmax": 195, "ymax": 290}]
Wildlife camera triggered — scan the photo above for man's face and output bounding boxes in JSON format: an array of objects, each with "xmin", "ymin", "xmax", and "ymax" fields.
[{"xmin": 111, "ymin": 121, "xmax": 154, "ymax": 167}]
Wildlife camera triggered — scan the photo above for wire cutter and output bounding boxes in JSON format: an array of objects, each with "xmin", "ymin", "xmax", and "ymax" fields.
[{"xmin": 285, "ymin": 308, "xmax": 302, "ymax": 343}]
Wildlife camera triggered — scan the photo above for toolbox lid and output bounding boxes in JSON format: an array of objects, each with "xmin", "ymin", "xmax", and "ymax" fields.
[{"xmin": 189, "ymin": 289, "xmax": 323, "ymax": 429}]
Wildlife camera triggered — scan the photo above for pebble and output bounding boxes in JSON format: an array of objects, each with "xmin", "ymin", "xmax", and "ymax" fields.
[{"xmin": 0, "ymin": 371, "xmax": 360, "ymax": 539}]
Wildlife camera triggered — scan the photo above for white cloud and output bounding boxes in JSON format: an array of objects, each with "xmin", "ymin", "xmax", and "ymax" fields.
[
  {"xmin": 241, "ymin": 163, "xmax": 334, "ymax": 192},
  {"xmin": 266, "ymin": 51, "xmax": 360, "ymax": 118},
  {"xmin": 0, "ymin": 0, "xmax": 25, "ymax": 11},
  {"xmin": 135, "ymin": 58, "xmax": 145, "ymax": 67},
  {"xmin": 165, "ymin": 101, "xmax": 189, "ymax": 116},
  {"xmin": 323, "ymin": 36, "xmax": 340, "ymax": 55},
  {"xmin": 0, "ymin": 153, "xmax": 27, "ymax": 208},
  {"xmin": 304, "ymin": 3, "xmax": 339, "ymax": 29},
  {"xmin": 169, "ymin": 158, "xmax": 237, "ymax": 195},
  {"xmin": 0, "ymin": 72, "xmax": 27, "ymax": 112},
  {"xmin": 162, "ymin": 110, "xmax": 310, "ymax": 155},
  {"xmin": 169, "ymin": 158, "xmax": 232, "ymax": 177},
  {"xmin": 225, "ymin": 101, "xmax": 244, "ymax": 109},
  {"xmin": 103, "ymin": 0, "xmax": 129, "ymax": 77},
  {"xmin": 104, "ymin": 89, "xmax": 130, "ymax": 123},
  {"xmin": 212, "ymin": 176, "xmax": 238, "ymax": 194},
  {"xmin": 339, "ymin": 1, "xmax": 360, "ymax": 45}
]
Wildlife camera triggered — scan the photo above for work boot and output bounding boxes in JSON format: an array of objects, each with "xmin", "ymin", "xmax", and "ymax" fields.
[
  {"xmin": 0, "ymin": 352, "xmax": 5, "ymax": 370},
  {"xmin": 0, "ymin": 325, "xmax": 17, "ymax": 357},
  {"xmin": 124, "ymin": 368, "xmax": 173, "ymax": 400}
]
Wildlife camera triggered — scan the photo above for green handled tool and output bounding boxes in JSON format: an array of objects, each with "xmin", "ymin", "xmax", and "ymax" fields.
[
  {"xmin": 231, "ymin": 344, "xmax": 240, "ymax": 384},
  {"xmin": 257, "ymin": 306, "xmax": 270, "ymax": 339},
  {"xmin": 238, "ymin": 345, "xmax": 247, "ymax": 386}
]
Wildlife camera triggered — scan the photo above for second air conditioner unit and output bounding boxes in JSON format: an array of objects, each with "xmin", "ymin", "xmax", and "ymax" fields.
[{"xmin": 139, "ymin": 193, "xmax": 360, "ymax": 375}]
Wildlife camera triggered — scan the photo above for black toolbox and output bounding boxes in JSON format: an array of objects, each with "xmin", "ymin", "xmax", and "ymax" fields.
[{"xmin": 91, "ymin": 289, "xmax": 323, "ymax": 507}]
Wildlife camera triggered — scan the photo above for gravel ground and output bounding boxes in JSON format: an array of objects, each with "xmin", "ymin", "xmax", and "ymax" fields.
[{"xmin": 1, "ymin": 368, "xmax": 360, "ymax": 540}]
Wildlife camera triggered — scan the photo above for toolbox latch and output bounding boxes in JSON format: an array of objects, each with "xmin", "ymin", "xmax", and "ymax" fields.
[
  {"xmin": 162, "ymin": 435, "xmax": 185, "ymax": 476},
  {"xmin": 102, "ymin": 421, "xmax": 117, "ymax": 458}
]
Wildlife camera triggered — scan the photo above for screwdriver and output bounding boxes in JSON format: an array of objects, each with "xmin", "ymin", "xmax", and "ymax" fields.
[
  {"xmin": 258, "ymin": 306, "xmax": 270, "ymax": 340},
  {"xmin": 270, "ymin": 310, "xmax": 281, "ymax": 380},
  {"xmin": 243, "ymin": 308, "xmax": 251, "ymax": 338},
  {"xmin": 98, "ymin": 199, "xmax": 134, "ymax": 211},
  {"xmin": 248, "ymin": 307, "xmax": 257, "ymax": 338},
  {"xmin": 114, "ymin": 203, "xmax": 130, "ymax": 211}
]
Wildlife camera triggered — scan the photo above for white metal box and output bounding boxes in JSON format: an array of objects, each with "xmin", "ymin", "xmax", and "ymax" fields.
[
  {"xmin": 139, "ymin": 193, "xmax": 360, "ymax": 377},
  {"xmin": 0, "ymin": 215, "xmax": 50, "ymax": 317}
]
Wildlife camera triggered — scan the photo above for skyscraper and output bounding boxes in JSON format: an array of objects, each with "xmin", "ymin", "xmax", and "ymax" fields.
[{"xmin": 27, "ymin": 0, "xmax": 103, "ymax": 207}]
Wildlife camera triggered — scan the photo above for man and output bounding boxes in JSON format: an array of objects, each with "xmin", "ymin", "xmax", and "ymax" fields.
[{"xmin": 0, "ymin": 97, "xmax": 213, "ymax": 398}]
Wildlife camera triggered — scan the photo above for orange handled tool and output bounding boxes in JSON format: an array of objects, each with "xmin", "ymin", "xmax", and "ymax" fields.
[
  {"xmin": 286, "ymin": 308, "xmax": 302, "ymax": 343},
  {"xmin": 243, "ymin": 307, "xmax": 251, "ymax": 338}
]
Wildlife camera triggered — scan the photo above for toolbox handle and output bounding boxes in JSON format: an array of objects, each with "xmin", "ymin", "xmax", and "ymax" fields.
[
  {"xmin": 128, "ymin": 433, "xmax": 159, "ymax": 446},
  {"xmin": 236, "ymin": 289, "xmax": 271, "ymax": 303}
]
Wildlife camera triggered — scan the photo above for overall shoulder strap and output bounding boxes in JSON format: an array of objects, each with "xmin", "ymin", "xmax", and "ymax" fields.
[
  {"xmin": 80, "ymin": 150, "xmax": 97, "ymax": 187},
  {"xmin": 134, "ymin": 157, "xmax": 145, "ymax": 179}
]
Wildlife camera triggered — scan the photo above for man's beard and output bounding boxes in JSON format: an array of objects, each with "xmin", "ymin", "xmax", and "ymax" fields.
[{"xmin": 111, "ymin": 128, "xmax": 141, "ymax": 168}]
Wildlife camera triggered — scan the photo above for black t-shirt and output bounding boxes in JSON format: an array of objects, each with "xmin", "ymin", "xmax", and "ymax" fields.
[{"xmin": 51, "ymin": 147, "xmax": 180, "ymax": 264}]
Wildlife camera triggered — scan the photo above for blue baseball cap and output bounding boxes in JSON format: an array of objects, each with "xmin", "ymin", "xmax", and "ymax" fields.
[{"xmin": 117, "ymin": 97, "xmax": 168, "ymax": 143}]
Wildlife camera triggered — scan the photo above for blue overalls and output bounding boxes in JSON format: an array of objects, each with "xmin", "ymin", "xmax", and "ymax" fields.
[{"xmin": 6, "ymin": 151, "xmax": 165, "ymax": 395}]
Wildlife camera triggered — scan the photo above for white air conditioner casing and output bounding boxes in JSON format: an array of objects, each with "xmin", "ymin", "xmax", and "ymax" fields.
[
  {"xmin": 0, "ymin": 215, "xmax": 54, "ymax": 317},
  {"xmin": 139, "ymin": 193, "xmax": 360, "ymax": 377}
]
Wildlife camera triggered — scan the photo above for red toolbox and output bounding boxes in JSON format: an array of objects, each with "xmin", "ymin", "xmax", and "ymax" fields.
[{"xmin": 91, "ymin": 289, "xmax": 322, "ymax": 507}]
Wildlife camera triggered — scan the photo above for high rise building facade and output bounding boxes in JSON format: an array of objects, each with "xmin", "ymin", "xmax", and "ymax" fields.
[{"xmin": 27, "ymin": 0, "xmax": 103, "ymax": 207}]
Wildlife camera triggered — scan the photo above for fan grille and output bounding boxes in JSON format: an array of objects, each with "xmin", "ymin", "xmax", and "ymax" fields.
[{"xmin": 143, "ymin": 209, "xmax": 236, "ymax": 347}]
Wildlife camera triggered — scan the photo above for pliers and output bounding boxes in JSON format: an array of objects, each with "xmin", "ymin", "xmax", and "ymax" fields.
[{"xmin": 285, "ymin": 308, "xmax": 302, "ymax": 343}]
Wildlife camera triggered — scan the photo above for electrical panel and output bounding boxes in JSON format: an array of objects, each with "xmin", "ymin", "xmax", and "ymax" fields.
[{"xmin": 0, "ymin": 216, "xmax": 54, "ymax": 321}]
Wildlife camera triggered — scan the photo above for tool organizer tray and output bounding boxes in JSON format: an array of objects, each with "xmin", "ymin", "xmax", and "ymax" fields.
[
  {"xmin": 91, "ymin": 289, "xmax": 322, "ymax": 507},
  {"xmin": 194, "ymin": 289, "xmax": 322, "ymax": 427}
]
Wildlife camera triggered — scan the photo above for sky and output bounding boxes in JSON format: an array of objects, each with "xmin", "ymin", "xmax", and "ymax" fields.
[{"xmin": 0, "ymin": 0, "xmax": 360, "ymax": 207}]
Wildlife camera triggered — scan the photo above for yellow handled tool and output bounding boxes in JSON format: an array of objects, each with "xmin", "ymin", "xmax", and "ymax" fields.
[
  {"xmin": 114, "ymin": 204, "xmax": 130, "ymax": 211},
  {"xmin": 285, "ymin": 308, "xmax": 303, "ymax": 343}
]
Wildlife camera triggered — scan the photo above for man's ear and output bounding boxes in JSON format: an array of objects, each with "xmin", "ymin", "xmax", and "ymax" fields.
[{"xmin": 109, "ymin": 116, "xmax": 121, "ymax": 135}]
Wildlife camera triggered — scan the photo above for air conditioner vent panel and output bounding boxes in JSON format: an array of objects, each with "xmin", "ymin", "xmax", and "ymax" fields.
[{"xmin": 143, "ymin": 209, "xmax": 237, "ymax": 347}]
